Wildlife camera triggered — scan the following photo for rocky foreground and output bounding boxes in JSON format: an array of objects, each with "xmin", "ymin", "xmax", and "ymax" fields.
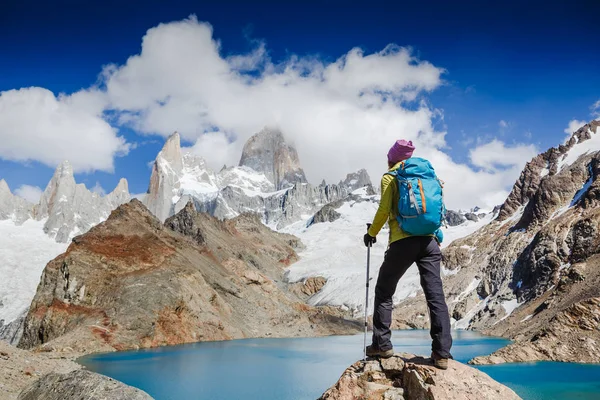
[
  {"xmin": 0, "ymin": 340, "xmax": 152, "ymax": 400},
  {"xmin": 319, "ymin": 353, "xmax": 521, "ymax": 400}
]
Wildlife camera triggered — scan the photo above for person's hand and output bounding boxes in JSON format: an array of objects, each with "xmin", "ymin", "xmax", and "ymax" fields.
[{"xmin": 363, "ymin": 233, "xmax": 376, "ymax": 247}]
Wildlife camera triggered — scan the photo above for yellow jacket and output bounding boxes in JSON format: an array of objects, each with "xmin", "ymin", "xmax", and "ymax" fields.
[{"xmin": 367, "ymin": 162, "xmax": 411, "ymax": 245}]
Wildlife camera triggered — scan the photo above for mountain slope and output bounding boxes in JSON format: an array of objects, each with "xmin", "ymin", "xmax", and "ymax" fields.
[
  {"xmin": 0, "ymin": 219, "xmax": 67, "ymax": 342},
  {"xmin": 18, "ymin": 200, "xmax": 358, "ymax": 353},
  {"xmin": 394, "ymin": 120, "xmax": 600, "ymax": 363}
]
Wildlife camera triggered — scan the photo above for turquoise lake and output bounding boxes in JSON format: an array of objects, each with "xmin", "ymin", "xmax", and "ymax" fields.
[{"xmin": 79, "ymin": 330, "xmax": 600, "ymax": 400}]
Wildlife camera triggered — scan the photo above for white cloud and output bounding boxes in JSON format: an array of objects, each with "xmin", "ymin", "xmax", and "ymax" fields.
[
  {"xmin": 0, "ymin": 87, "xmax": 129, "ymax": 173},
  {"xmin": 97, "ymin": 17, "xmax": 538, "ymax": 209},
  {"xmin": 469, "ymin": 140, "xmax": 538, "ymax": 173},
  {"xmin": 14, "ymin": 185, "xmax": 43, "ymax": 204},
  {"xmin": 499, "ymin": 120, "xmax": 508, "ymax": 128},
  {"xmin": 90, "ymin": 181, "xmax": 106, "ymax": 196},
  {"xmin": 0, "ymin": 17, "xmax": 540, "ymax": 210},
  {"xmin": 591, "ymin": 100, "xmax": 600, "ymax": 118},
  {"xmin": 564, "ymin": 119, "xmax": 586, "ymax": 136}
]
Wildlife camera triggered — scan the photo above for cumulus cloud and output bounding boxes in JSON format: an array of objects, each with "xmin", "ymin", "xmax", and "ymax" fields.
[
  {"xmin": 469, "ymin": 140, "xmax": 538, "ymax": 173},
  {"xmin": 0, "ymin": 16, "xmax": 540, "ymax": 209},
  {"xmin": 591, "ymin": 100, "xmax": 600, "ymax": 118},
  {"xmin": 0, "ymin": 87, "xmax": 128, "ymax": 173},
  {"xmin": 564, "ymin": 119, "xmax": 586, "ymax": 136},
  {"xmin": 14, "ymin": 184, "xmax": 43, "ymax": 204}
]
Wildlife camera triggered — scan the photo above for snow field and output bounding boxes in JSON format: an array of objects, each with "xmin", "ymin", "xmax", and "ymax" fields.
[
  {"xmin": 0, "ymin": 219, "xmax": 67, "ymax": 324},
  {"xmin": 285, "ymin": 195, "xmax": 494, "ymax": 317}
]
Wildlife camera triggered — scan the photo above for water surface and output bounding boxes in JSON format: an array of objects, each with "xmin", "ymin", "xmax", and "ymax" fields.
[{"xmin": 79, "ymin": 330, "xmax": 600, "ymax": 400}]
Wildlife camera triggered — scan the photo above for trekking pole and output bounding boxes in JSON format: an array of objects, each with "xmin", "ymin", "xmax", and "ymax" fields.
[{"xmin": 364, "ymin": 223, "xmax": 372, "ymax": 361}]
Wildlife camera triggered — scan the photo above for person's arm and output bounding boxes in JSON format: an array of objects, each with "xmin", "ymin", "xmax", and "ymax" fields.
[{"xmin": 367, "ymin": 174, "xmax": 395, "ymax": 237}]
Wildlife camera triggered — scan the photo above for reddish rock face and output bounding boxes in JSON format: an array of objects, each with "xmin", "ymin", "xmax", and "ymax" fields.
[{"xmin": 18, "ymin": 199, "xmax": 358, "ymax": 354}]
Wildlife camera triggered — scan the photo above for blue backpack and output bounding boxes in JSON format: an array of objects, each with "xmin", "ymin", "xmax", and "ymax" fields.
[{"xmin": 387, "ymin": 157, "xmax": 446, "ymax": 238}]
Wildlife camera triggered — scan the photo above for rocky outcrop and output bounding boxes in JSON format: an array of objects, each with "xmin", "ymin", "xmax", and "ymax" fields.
[
  {"xmin": 0, "ymin": 311, "xmax": 26, "ymax": 345},
  {"xmin": 290, "ymin": 277, "xmax": 328, "ymax": 300},
  {"xmin": 239, "ymin": 127, "xmax": 307, "ymax": 189},
  {"xmin": 18, "ymin": 200, "xmax": 359, "ymax": 353},
  {"xmin": 318, "ymin": 353, "xmax": 521, "ymax": 400},
  {"xmin": 17, "ymin": 370, "xmax": 152, "ymax": 400},
  {"xmin": 445, "ymin": 210, "xmax": 466, "ymax": 226},
  {"xmin": 310, "ymin": 203, "xmax": 342, "ymax": 225},
  {"xmin": 0, "ymin": 180, "xmax": 33, "ymax": 224},
  {"xmin": 32, "ymin": 161, "xmax": 131, "ymax": 243},
  {"xmin": 0, "ymin": 340, "xmax": 80, "ymax": 400}
]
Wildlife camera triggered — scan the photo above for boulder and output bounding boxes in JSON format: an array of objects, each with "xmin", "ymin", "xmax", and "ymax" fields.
[{"xmin": 17, "ymin": 370, "xmax": 152, "ymax": 400}]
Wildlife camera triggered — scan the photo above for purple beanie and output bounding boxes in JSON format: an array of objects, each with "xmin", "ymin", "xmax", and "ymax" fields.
[{"xmin": 387, "ymin": 140, "xmax": 415, "ymax": 163}]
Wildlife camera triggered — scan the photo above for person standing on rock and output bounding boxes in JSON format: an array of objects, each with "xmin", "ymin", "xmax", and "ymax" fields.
[{"xmin": 363, "ymin": 139, "xmax": 453, "ymax": 370}]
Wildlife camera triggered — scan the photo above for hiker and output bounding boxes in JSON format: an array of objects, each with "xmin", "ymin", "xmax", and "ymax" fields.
[{"xmin": 363, "ymin": 139, "xmax": 453, "ymax": 370}]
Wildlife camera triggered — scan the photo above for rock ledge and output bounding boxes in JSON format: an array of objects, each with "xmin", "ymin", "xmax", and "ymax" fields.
[{"xmin": 318, "ymin": 353, "xmax": 521, "ymax": 400}]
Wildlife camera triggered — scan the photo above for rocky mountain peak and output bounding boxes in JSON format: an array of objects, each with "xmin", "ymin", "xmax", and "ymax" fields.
[
  {"xmin": 35, "ymin": 161, "xmax": 77, "ymax": 220},
  {"xmin": 342, "ymin": 169, "xmax": 372, "ymax": 191},
  {"xmin": 498, "ymin": 120, "xmax": 600, "ymax": 224},
  {"xmin": 28, "ymin": 161, "xmax": 132, "ymax": 242},
  {"xmin": 144, "ymin": 132, "xmax": 187, "ymax": 222},
  {"xmin": 106, "ymin": 178, "xmax": 131, "ymax": 207},
  {"xmin": 157, "ymin": 131, "xmax": 184, "ymax": 173},
  {"xmin": 0, "ymin": 179, "xmax": 33, "ymax": 224},
  {"xmin": 55, "ymin": 160, "xmax": 74, "ymax": 178},
  {"xmin": 239, "ymin": 127, "xmax": 307, "ymax": 189}
]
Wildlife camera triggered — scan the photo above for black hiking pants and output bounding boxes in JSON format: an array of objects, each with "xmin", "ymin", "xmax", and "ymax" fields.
[{"xmin": 371, "ymin": 236, "xmax": 453, "ymax": 358}]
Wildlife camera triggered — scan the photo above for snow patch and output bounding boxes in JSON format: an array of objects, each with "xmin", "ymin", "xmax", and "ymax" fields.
[
  {"xmin": 521, "ymin": 314, "xmax": 533, "ymax": 322},
  {"xmin": 570, "ymin": 164, "xmax": 594, "ymax": 207},
  {"xmin": 558, "ymin": 128, "xmax": 600, "ymax": 172}
]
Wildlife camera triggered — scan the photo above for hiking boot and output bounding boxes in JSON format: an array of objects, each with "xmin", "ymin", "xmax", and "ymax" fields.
[
  {"xmin": 431, "ymin": 351, "xmax": 449, "ymax": 370},
  {"xmin": 366, "ymin": 345, "xmax": 394, "ymax": 359}
]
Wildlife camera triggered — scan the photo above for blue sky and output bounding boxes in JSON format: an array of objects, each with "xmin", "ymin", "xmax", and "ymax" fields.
[{"xmin": 1, "ymin": 0, "xmax": 599, "ymax": 209}]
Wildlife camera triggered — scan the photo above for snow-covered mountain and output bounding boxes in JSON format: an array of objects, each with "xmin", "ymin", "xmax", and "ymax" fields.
[
  {"xmin": 34, "ymin": 161, "xmax": 131, "ymax": 242},
  {"xmin": 0, "ymin": 162, "xmax": 131, "ymax": 342},
  {"xmin": 144, "ymin": 129, "xmax": 368, "ymax": 229},
  {"xmin": 0, "ymin": 161, "xmax": 131, "ymax": 243}
]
